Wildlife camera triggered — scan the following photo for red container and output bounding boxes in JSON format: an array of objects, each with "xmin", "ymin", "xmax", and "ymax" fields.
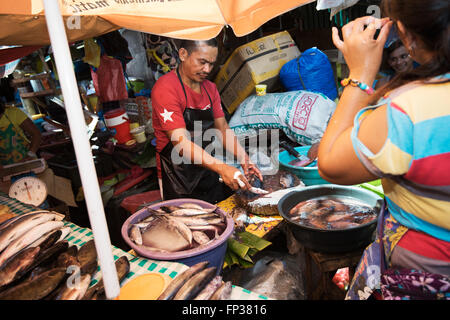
[
  {"xmin": 120, "ymin": 189, "xmax": 162, "ymax": 213},
  {"xmin": 104, "ymin": 108, "xmax": 132, "ymax": 144}
]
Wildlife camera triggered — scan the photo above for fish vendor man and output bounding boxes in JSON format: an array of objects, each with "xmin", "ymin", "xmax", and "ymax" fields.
[{"xmin": 151, "ymin": 38, "xmax": 263, "ymax": 204}]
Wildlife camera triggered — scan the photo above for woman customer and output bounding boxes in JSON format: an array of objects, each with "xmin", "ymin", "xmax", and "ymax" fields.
[
  {"xmin": 374, "ymin": 39, "xmax": 414, "ymax": 89},
  {"xmin": 318, "ymin": 0, "xmax": 449, "ymax": 300}
]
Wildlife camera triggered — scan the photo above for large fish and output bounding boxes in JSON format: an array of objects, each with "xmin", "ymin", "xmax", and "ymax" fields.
[
  {"xmin": 141, "ymin": 217, "xmax": 191, "ymax": 252},
  {"xmin": 0, "ymin": 213, "xmax": 62, "ymax": 253},
  {"xmin": 172, "ymin": 266, "xmax": 217, "ymax": 300},
  {"xmin": 0, "ymin": 247, "xmax": 40, "ymax": 288},
  {"xmin": 0, "ymin": 220, "xmax": 64, "ymax": 267},
  {"xmin": 194, "ymin": 275, "xmax": 223, "ymax": 300},
  {"xmin": 161, "ymin": 215, "xmax": 193, "ymax": 245},
  {"xmin": 0, "ymin": 267, "xmax": 67, "ymax": 300},
  {"xmin": 25, "ymin": 241, "xmax": 69, "ymax": 281},
  {"xmin": 157, "ymin": 261, "xmax": 209, "ymax": 300},
  {"xmin": 0, "ymin": 210, "xmax": 55, "ymax": 232}
]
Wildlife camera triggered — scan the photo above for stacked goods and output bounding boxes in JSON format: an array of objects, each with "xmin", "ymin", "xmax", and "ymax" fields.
[
  {"xmin": 128, "ymin": 203, "xmax": 227, "ymax": 253},
  {"xmin": 157, "ymin": 261, "xmax": 232, "ymax": 300},
  {"xmin": 215, "ymin": 31, "xmax": 301, "ymax": 114},
  {"xmin": 229, "ymin": 91, "xmax": 336, "ymax": 146},
  {"xmin": 0, "ymin": 210, "xmax": 130, "ymax": 300}
]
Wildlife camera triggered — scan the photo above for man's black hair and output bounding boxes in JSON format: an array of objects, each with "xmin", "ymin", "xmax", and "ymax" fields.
[{"xmin": 179, "ymin": 39, "xmax": 218, "ymax": 54}]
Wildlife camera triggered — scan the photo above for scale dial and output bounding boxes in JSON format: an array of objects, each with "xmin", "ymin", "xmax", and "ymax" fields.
[{"xmin": 9, "ymin": 176, "xmax": 48, "ymax": 206}]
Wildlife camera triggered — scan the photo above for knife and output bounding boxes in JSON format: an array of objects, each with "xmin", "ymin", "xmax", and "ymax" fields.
[{"xmin": 280, "ymin": 141, "xmax": 314, "ymax": 167}]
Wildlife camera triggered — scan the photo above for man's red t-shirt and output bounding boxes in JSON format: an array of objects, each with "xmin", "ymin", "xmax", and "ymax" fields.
[{"xmin": 151, "ymin": 70, "xmax": 225, "ymax": 178}]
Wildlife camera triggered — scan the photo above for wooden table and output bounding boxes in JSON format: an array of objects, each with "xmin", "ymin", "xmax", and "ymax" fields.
[{"xmin": 303, "ymin": 247, "xmax": 364, "ymax": 300}]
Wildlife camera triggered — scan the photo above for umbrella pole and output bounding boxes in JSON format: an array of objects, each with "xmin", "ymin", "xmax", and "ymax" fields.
[{"xmin": 43, "ymin": 0, "xmax": 120, "ymax": 299}]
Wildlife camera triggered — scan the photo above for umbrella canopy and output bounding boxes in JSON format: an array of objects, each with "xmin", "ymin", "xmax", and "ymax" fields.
[{"xmin": 0, "ymin": 0, "xmax": 315, "ymax": 46}]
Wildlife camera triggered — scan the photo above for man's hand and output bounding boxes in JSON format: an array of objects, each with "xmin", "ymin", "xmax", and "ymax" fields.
[
  {"xmin": 241, "ymin": 156, "xmax": 263, "ymax": 182},
  {"xmin": 218, "ymin": 164, "xmax": 252, "ymax": 191}
]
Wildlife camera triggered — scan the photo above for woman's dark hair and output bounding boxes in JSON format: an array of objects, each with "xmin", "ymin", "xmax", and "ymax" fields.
[
  {"xmin": 179, "ymin": 39, "xmax": 218, "ymax": 54},
  {"xmin": 373, "ymin": 0, "xmax": 449, "ymax": 102}
]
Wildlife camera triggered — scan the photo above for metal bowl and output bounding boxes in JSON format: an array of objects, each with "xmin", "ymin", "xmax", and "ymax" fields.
[{"xmin": 278, "ymin": 184, "xmax": 383, "ymax": 253}]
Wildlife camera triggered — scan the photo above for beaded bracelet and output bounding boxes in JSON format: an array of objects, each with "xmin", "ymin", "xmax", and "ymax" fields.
[{"xmin": 341, "ymin": 78, "xmax": 374, "ymax": 95}]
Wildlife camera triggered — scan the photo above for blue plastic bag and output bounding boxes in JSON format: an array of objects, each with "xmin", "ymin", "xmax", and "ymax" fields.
[{"xmin": 280, "ymin": 47, "xmax": 337, "ymax": 101}]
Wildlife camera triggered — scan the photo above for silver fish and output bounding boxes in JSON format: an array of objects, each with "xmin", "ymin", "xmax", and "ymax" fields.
[
  {"xmin": 57, "ymin": 274, "xmax": 91, "ymax": 300},
  {"xmin": 170, "ymin": 216, "xmax": 224, "ymax": 226},
  {"xmin": 158, "ymin": 261, "xmax": 209, "ymax": 300},
  {"xmin": 141, "ymin": 218, "xmax": 190, "ymax": 252},
  {"xmin": 169, "ymin": 208, "xmax": 213, "ymax": 216},
  {"xmin": 194, "ymin": 276, "xmax": 223, "ymax": 300},
  {"xmin": 192, "ymin": 231, "xmax": 211, "ymax": 245},
  {"xmin": 161, "ymin": 216, "xmax": 193, "ymax": 245},
  {"xmin": 0, "ymin": 220, "xmax": 64, "ymax": 267},
  {"xmin": 129, "ymin": 225, "xmax": 143, "ymax": 245},
  {"xmin": 0, "ymin": 213, "xmax": 61, "ymax": 253},
  {"xmin": 209, "ymin": 281, "xmax": 232, "ymax": 300},
  {"xmin": 173, "ymin": 266, "xmax": 217, "ymax": 300},
  {"xmin": 178, "ymin": 203, "xmax": 209, "ymax": 210}
]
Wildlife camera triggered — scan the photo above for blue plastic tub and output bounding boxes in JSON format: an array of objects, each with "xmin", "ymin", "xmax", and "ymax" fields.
[
  {"xmin": 121, "ymin": 198, "xmax": 233, "ymax": 275},
  {"xmin": 279, "ymin": 145, "xmax": 331, "ymax": 186}
]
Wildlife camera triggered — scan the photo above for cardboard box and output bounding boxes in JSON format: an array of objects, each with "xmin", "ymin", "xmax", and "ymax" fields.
[{"xmin": 215, "ymin": 31, "xmax": 300, "ymax": 114}]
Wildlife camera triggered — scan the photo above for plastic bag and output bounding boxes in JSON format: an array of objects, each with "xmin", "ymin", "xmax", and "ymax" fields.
[
  {"xmin": 229, "ymin": 91, "xmax": 336, "ymax": 146},
  {"xmin": 82, "ymin": 38, "xmax": 101, "ymax": 68},
  {"xmin": 316, "ymin": 0, "xmax": 361, "ymax": 18},
  {"xmin": 280, "ymin": 47, "xmax": 338, "ymax": 101},
  {"xmin": 91, "ymin": 55, "xmax": 128, "ymax": 103}
]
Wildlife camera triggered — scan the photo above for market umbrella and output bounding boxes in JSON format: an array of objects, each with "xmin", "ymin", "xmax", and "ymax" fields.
[
  {"xmin": 1, "ymin": 0, "xmax": 315, "ymax": 46},
  {"xmin": 16, "ymin": 0, "xmax": 317, "ymax": 300}
]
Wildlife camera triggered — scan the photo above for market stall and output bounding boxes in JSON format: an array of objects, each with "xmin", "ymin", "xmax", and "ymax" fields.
[{"xmin": 0, "ymin": 0, "xmax": 394, "ymax": 301}]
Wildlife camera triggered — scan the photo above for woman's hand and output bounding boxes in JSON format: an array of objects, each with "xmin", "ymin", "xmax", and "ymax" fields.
[{"xmin": 332, "ymin": 16, "xmax": 393, "ymax": 84}]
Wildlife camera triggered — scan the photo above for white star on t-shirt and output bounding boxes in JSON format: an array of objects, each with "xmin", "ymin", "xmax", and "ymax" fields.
[{"xmin": 160, "ymin": 108, "xmax": 174, "ymax": 123}]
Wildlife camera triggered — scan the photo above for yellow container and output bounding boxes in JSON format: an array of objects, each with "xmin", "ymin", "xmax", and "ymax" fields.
[
  {"xmin": 116, "ymin": 273, "xmax": 172, "ymax": 300},
  {"xmin": 255, "ymin": 84, "xmax": 267, "ymax": 96}
]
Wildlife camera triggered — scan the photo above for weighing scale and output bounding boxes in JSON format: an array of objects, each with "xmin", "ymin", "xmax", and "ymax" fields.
[{"xmin": 3, "ymin": 159, "xmax": 49, "ymax": 208}]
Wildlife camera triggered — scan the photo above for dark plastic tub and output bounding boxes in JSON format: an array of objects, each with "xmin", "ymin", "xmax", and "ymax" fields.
[
  {"xmin": 278, "ymin": 185, "xmax": 383, "ymax": 253},
  {"xmin": 121, "ymin": 198, "xmax": 234, "ymax": 274}
]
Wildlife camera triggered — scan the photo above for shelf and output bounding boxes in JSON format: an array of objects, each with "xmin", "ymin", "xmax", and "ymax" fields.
[
  {"xmin": 20, "ymin": 89, "xmax": 61, "ymax": 99},
  {"xmin": 11, "ymin": 73, "xmax": 51, "ymax": 85}
]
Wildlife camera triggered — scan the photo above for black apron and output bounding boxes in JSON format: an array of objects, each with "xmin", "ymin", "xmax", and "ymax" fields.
[{"xmin": 158, "ymin": 68, "xmax": 233, "ymax": 204}]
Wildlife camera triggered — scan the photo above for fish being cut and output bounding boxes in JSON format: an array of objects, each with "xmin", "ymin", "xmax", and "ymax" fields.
[
  {"xmin": 0, "ymin": 220, "xmax": 64, "ymax": 267},
  {"xmin": 157, "ymin": 261, "xmax": 209, "ymax": 300},
  {"xmin": 172, "ymin": 266, "xmax": 217, "ymax": 300}
]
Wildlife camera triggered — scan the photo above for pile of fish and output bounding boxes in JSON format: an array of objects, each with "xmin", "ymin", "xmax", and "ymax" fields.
[
  {"xmin": 128, "ymin": 202, "xmax": 227, "ymax": 253},
  {"xmin": 288, "ymin": 198, "xmax": 377, "ymax": 230},
  {"xmin": 158, "ymin": 261, "xmax": 232, "ymax": 300},
  {"xmin": 0, "ymin": 210, "xmax": 130, "ymax": 300}
]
